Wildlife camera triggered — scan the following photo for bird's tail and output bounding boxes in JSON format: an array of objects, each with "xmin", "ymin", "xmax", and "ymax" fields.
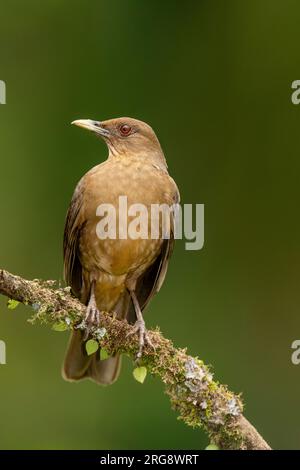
[
  {"xmin": 62, "ymin": 291, "xmax": 132, "ymax": 385},
  {"xmin": 62, "ymin": 329, "xmax": 122, "ymax": 385}
]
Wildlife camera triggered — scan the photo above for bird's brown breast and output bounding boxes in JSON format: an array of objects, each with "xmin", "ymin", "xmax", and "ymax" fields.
[{"xmin": 78, "ymin": 156, "xmax": 177, "ymax": 280}]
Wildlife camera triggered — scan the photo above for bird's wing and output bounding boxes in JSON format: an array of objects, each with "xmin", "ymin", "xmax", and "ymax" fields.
[
  {"xmin": 63, "ymin": 180, "xmax": 85, "ymax": 300},
  {"xmin": 128, "ymin": 185, "xmax": 180, "ymax": 321}
]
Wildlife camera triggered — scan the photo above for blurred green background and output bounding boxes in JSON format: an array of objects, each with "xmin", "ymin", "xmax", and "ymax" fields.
[{"xmin": 0, "ymin": 0, "xmax": 299, "ymax": 450}]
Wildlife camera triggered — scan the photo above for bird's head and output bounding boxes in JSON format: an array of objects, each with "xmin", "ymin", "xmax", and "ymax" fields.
[{"xmin": 71, "ymin": 117, "xmax": 167, "ymax": 169}]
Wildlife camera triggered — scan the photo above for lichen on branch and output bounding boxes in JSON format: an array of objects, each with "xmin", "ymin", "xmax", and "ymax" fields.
[{"xmin": 0, "ymin": 268, "xmax": 271, "ymax": 450}]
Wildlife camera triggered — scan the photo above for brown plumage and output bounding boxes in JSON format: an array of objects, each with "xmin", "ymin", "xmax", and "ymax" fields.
[{"xmin": 62, "ymin": 117, "xmax": 179, "ymax": 385}]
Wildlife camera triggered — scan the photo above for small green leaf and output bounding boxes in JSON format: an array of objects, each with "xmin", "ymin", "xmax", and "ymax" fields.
[
  {"xmin": 7, "ymin": 299, "xmax": 20, "ymax": 310},
  {"xmin": 52, "ymin": 321, "xmax": 68, "ymax": 332},
  {"xmin": 85, "ymin": 339, "xmax": 99, "ymax": 356},
  {"xmin": 100, "ymin": 349, "xmax": 110, "ymax": 360},
  {"xmin": 205, "ymin": 444, "xmax": 219, "ymax": 450},
  {"xmin": 133, "ymin": 366, "xmax": 147, "ymax": 384}
]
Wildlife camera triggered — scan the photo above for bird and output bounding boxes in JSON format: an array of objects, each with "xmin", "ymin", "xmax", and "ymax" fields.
[{"xmin": 62, "ymin": 117, "xmax": 180, "ymax": 385}]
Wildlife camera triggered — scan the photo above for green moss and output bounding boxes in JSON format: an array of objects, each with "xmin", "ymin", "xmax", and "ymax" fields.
[{"xmin": 11, "ymin": 277, "xmax": 246, "ymax": 450}]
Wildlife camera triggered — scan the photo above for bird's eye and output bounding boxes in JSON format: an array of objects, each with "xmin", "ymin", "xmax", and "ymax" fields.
[{"xmin": 120, "ymin": 124, "xmax": 132, "ymax": 136}]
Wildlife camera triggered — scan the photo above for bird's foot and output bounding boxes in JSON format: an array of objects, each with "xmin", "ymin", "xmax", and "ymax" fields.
[
  {"xmin": 126, "ymin": 319, "xmax": 154, "ymax": 359},
  {"xmin": 83, "ymin": 302, "xmax": 101, "ymax": 341}
]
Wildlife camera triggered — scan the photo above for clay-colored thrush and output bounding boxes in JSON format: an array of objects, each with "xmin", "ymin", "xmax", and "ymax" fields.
[{"xmin": 62, "ymin": 117, "xmax": 179, "ymax": 385}]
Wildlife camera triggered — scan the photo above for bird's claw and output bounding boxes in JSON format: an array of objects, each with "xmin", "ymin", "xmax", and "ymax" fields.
[
  {"xmin": 126, "ymin": 319, "xmax": 155, "ymax": 359},
  {"xmin": 83, "ymin": 304, "xmax": 101, "ymax": 341}
]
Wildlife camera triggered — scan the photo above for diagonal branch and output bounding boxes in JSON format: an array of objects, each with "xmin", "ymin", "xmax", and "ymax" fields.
[{"xmin": 0, "ymin": 268, "xmax": 271, "ymax": 450}]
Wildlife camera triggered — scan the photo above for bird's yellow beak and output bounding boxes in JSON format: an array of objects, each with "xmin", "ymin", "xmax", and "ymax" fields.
[{"xmin": 71, "ymin": 119, "xmax": 110, "ymax": 137}]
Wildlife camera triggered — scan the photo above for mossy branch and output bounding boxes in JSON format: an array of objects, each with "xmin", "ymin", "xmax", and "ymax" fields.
[{"xmin": 0, "ymin": 268, "xmax": 270, "ymax": 450}]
